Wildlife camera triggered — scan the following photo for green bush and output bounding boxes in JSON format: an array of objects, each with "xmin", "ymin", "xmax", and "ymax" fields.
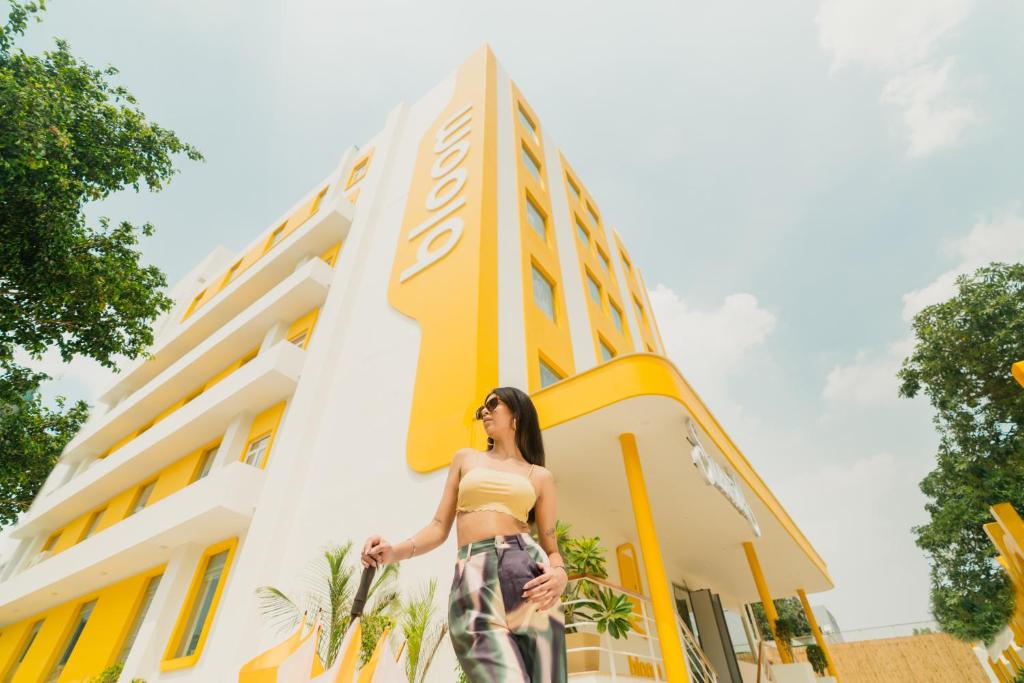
[{"xmin": 805, "ymin": 644, "xmax": 828, "ymax": 675}]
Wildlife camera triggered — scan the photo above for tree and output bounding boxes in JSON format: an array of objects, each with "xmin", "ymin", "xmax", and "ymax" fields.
[
  {"xmin": 0, "ymin": 0, "xmax": 202, "ymax": 526},
  {"xmin": 751, "ymin": 598, "xmax": 811, "ymax": 641},
  {"xmin": 897, "ymin": 262, "xmax": 1024, "ymax": 644}
]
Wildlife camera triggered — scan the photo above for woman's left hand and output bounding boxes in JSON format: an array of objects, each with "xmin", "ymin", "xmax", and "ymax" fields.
[{"xmin": 522, "ymin": 562, "xmax": 568, "ymax": 610}]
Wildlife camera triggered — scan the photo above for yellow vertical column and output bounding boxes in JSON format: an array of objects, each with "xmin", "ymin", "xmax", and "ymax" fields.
[
  {"xmin": 797, "ymin": 588, "xmax": 840, "ymax": 680},
  {"xmin": 743, "ymin": 541, "xmax": 794, "ymax": 664},
  {"xmin": 991, "ymin": 657, "xmax": 1012, "ymax": 682},
  {"xmin": 619, "ymin": 433, "xmax": 690, "ymax": 682}
]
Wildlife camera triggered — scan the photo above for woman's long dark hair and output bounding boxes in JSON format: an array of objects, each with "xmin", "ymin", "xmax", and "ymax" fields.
[{"xmin": 484, "ymin": 386, "xmax": 545, "ymax": 525}]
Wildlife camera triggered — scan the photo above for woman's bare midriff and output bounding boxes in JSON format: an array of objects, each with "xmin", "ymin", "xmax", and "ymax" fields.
[{"xmin": 456, "ymin": 509, "xmax": 531, "ymax": 546}]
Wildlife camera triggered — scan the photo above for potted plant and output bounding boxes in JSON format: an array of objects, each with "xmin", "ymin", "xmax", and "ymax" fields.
[
  {"xmin": 805, "ymin": 643, "xmax": 828, "ymax": 677},
  {"xmin": 541, "ymin": 521, "xmax": 635, "ymax": 674}
]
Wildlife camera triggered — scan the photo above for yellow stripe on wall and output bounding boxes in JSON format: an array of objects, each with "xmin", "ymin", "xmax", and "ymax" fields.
[{"xmin": 387, "ymin": 46, "xmax": 499, "ymax": 473}]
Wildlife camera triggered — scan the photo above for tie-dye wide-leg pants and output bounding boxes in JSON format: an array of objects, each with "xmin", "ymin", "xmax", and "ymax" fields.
[{"xmin": 448, "ymin": 532, "xmax": 568, "ymax": 682}]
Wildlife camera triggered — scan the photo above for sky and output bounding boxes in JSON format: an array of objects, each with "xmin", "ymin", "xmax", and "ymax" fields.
[{"xmin": 12, "ymin": 0, "xmax": 1024, "ymax": 635}]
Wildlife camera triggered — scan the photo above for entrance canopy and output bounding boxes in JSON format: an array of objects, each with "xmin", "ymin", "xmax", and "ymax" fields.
[{"xmin": 532, "ymin": 353, "xmax": 833, "ymax": 607}]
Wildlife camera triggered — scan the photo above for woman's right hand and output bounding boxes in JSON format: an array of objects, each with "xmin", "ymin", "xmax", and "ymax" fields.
[{"xmin": 361, "ymin": 534, "xmax": 396, "ymax": 568}]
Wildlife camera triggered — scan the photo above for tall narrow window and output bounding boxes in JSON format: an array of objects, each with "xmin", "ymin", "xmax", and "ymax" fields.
[
  {"xmin": 531, "ymin": 266, "xmax": 556, "ymax": 322},
  {"xmin": 80, "ymin": 508, "xmax": 106, "ymax": 542},
  {"xmin": 348, "ymin": 159, "xmax": 369, "ymax": 187},
  {"xmin": 597, "ymin": 246, "xmax": 611, "ymax": 272},
  {"xmin": 566, "ymin": 176, "xmax": 581, "ymax": 202},
  {"xmin": 599, "ymin": 338, "xmax": 616, "ymax": 362},
  {"xmin": 244, "ymin": 433, "xmax": 271, "ymax": 468},
  {"xmin": 288, "ymin": 330, "xmax": 309, "ymax": 349},
  {"xmin": 539, "ymin": 359, "xmax": 563, "ymax": 389},
  {"xmin": 40, "ymin": 531, "xmax": 60, "ymax": 554},
  {"xmin": 517, "ymin": 105, "xmax": 537, "ymax": 139},
  {"xmin": 172, "ymin": 549, "xmax": 230, "ymax": 659},
  {"xmin": 129, "ymin": 481, "xmax": 156, "ymax": 517},
  {"xmin": 222, "ymin": 259, "xmax": 243, "ymax": 287},
  {"xmin": 45, "ymin": 599, "xmax": 97, "ymax": 682},
  {"xmin": 586, "ymin": 271, "xmax": 602, "ymax": 307},
  {"xmin": 586, "ymin": 202, "xmax": 600, "ymax": 226},
  {"xmin": 191, "ymin": 446, "xmax": 218, "ymax": 484},
  {"xmin": 525, "ymin": 196, "xmax": 546, "ymax": 240},
  {"xmin": 621, "ymin": 250, "xmax": 633, "ymax": 272},
  {"xmin": 116, "ymin": 574, "xmax": 163, "ymax": 665},
  {"xmin": 610, "ymin": 301, "xmax": 624, "ymax": 334},
  {"xmin": 3, "ymin": 619, "xmax": 44, "ymax": 683},
  {"xmin": 633, "ymin": 295, "xmax": 645, "ymax": 323},
  {"xmin": 521, "ymin": 144, "xmax": 542, "ymax": 182},
  {"xmin": 575, "ymin": 219, "xmax": 590, "ymax": 245}
]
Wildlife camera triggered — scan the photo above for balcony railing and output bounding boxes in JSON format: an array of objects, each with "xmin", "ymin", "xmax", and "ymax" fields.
[{"xmin": 564, "ymin": 576, "xmax": 717, "ymax": 682}]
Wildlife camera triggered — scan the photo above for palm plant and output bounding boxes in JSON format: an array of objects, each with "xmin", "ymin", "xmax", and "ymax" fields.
[
  {"xmin": 256, "ymin": 541, "xmax": 401, "ymax": 668},
  {"xmin": 395, "ymin": 577, "xmax": 448, "ymax": 683}
]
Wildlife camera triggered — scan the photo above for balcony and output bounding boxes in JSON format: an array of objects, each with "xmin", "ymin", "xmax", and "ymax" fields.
[
  {"xmin": 564, "ymin": 575, "xmax": 717, "ymax": 682},
  {"xmin": 0, "ymin": 462, "xmax": 262, "ymax": 623},
  {"xmin": 97, "ymin": 199, "xmax": 352, "ymax": 406},
  {"xmin": 12, "ymin": 340, "xmax": 303, "ymax": 538},
  {"xmin": 65, "ymin": 257, "xmax": 332, "ymax": 463}
]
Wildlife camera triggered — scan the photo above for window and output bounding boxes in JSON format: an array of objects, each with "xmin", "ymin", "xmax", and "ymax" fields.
[
  {"xmin": 267, "ymin": 222, "xmax": 287, "ymax": 250},
  {"xmin": 3, "ymin": 619, "xmax": 43, "ymax": 683},
  {"xmin": 41, "ymin": 531, "xmax": 61, "ymax": 554},
  {"xmin": 521, "ymin": 144, "xmax": 542, "ymax": 182},
  {"xmin": 348, "ymin": 158, "xmax": 369, "ymax": 187},
  {"xmin": 586, "ymin": 271, "xmax": 602, "ymax": 307},
  {"xmin": 586, "ymin": 202, "xmax": 600, "ymax": 226},
  {"xmin": 633, "ymin": 295, "xmax": 645, "ymax": 322},
  {"xmin": 129, "ymin": 481, "xmax": 156, "ymax": 517},
  {"xmin": 532, "ymin": 266, "xmax": 556, "ymax": 322},
  {"xmin": 116, "ymin": 574, "xmax": 163, "ymax": 665},
  {"xmin": 166, "ymin": 545, "xmax": 233, "ymax": 665},
  {"xmin": 575, "ymin": 219, "xmax": 590, "ymax": 245},
  {"xmin": 539, "ymin": 359, "xmax": 563, "ymax": 388},
  {"xmin": 80, "ymin": 508, "xmax": 106, "ymax": 542},
  {"xmin": 610, "ymin": 301, "xmax": 624, "ymax": 333},
  {"xmin": 244, "ymin": 433, "xmax": 271, "ymax": 468},
  {"xmin": 646, "ymin": 343, "xmax": 655, "ymax": 352},
  {"xmin": 517, "ymin": 105, "xmax": 537, "ymax": 139},
  {"xmin": 621, "ymin": 250, "xmax": 632, "ymax": 272},
  {"xmin": 222, "ymin": 259, "xmax": 243, "ymax": 286},
  {"xmin": 183, "ymin": 288, "xmax": 206, "ymax": 319},
  {"xmin": 191, "ymin": 446, "xmax": 218, "ymax": 484},
  {"xmin": 525, "ymin": 195, "xmax": 546, "ymax": 240},
  {"xmin": 599, "ymin": 338, "xmax": 616, "ymax": 362},
  {"xmin": 566, "ymin": 175, "xmax": 581, "ymax": 202},
  {"xmin": 45, "ymin": 599, "xmax": 97, "ymax": 682},
  {"xmin": 597, "ymin": 246, "xmax": 611, "ymax": 272},
  {"xmin": 288, "ymin": 330, "xmax": 308, "ymax": 349}
]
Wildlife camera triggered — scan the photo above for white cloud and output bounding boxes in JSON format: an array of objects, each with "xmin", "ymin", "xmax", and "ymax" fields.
[
  {"xmin": 881, "ymin": 59, "xmax": 978, "ymax": 158},
  {"xmin": 816, "ymin": 0, "xmax": 971, "ymax": 72},
  {"xmin": 816, "ymin": 0, "xmax": 976, "ymax": 157},
  {"xmin": 647, "ymin": 284, "xmax": 776, "ymax": 401},
  {"xmin": 822, "ymin": 337, "xmax": 915, "ymax": 407},
  {"xmin": 902, "ymin": 206, "xmax": 1024, "ymax": 320}
]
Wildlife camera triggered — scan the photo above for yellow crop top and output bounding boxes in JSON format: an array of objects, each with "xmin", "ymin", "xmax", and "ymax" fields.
[{"xmin": 456, "ymin": 459, "xmax": 537, "ymax": 524}]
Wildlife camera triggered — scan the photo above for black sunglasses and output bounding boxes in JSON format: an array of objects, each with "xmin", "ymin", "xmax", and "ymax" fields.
[{"xmin": 474, "ymin": 396, "xmax": 501, "ymax": 420}]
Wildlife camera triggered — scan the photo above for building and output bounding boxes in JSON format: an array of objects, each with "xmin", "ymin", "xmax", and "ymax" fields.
[{"xmin": 0, "ymin": 46, "xmax": 836, "ymax": 682}]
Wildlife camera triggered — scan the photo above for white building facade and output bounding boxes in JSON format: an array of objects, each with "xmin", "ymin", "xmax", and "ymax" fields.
[{"xmin": 0, "ymin": 47, "xmax": 835, "ymax": 683}]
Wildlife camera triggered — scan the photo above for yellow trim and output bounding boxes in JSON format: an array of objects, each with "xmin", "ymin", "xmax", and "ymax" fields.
[
  {"xmin": 1014, "ymin": 361, "xmax": 1024, "ymax": 389},
  {"xmin": 798, "ymin": 587, "xmax": 839, "ymax": 679},
  {"xmin": 744, "ymin": 542, "xmax": 792, "ymax": 663},
  {"xmin": 161, "ymin": 537, "xmax": 239, "ymax": 671},
  {"xmin": 619, "ymin": 433, "xmax": 690, "ymax": 682},
  {"xmin": 532, "ymin": 353, "xmax": 832, "ymax": 582}
]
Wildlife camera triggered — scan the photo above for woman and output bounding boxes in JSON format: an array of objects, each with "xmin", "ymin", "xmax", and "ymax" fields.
[{"xmin": 360, "ymin": 386, "xmax": 569, "ymax": 682}]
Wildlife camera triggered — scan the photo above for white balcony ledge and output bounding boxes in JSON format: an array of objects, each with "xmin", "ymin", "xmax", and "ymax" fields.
[
  {"xmin": 67, "ymin": 257, "xmax": 331, "ymax": 460},
  {"xmin": 97, "ymin": 199, "xmax": 352, "ymax": 405},
  {"xmin": 0, "ymin": 462, "xmax": 262, "ymax": 623},
  {"xmin": 13, "ymin": 340, "xmax": 302, "ymax": 537}
]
